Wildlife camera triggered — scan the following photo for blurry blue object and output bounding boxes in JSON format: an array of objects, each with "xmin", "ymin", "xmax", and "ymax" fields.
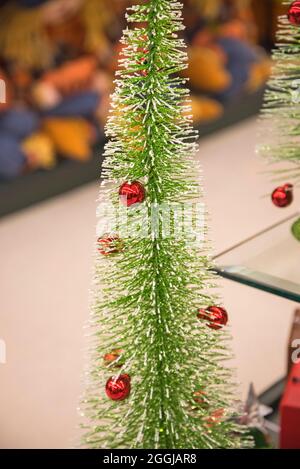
[
  {"xmin": 0, "ymin": 108, "xmax": 39, "ymax": 140},
  {"xmin": 88, "ymin": 117, "xmax": 104, "ymax": 143},
  {"xmin": 43, "ymin": 91, "xmax": 100, "ymax": 118},
  {"xmin": 0, "ymin": 133, "xmax": 25, "ymax": 180},
  {"xmin": 216, "ymin": 37, "xmax": 257, "ymax": 101}
]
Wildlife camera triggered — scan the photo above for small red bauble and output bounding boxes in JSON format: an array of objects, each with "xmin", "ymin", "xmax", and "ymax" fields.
[
  {"xmin": 288, "ymin": 1, "xmax": 300, "ymax": 25},
  {"xmin": 119, "ymin": 181, "xmax": 145, "ymax": 207},
  {"xmin": 105, "ymin": 374, "xmax": 131, "ymax": 401},
  {"xmin": 197, "ymin": 306, "xmax": 228, "ymax": 330},
  {"xmin": 193, "ymin": 390, "xmax": 208, "ymax": 406},
  {"xmin": 138, "ymin": 48, "xmax": 149, "ymax": 76},
  {"xmin": 205, "ymin": 408, "xmax": 224, "ymax": 428},
  {"xmin": 97, "ymin": 234, "xmax": 123, "ymax": 255},
  {"xmin": 271, "ymin": 183, "xmax": 293, "ymax": 208}
]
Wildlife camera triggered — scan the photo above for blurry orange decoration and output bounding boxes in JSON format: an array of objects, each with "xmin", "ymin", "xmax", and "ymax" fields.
[
  {"xmin": 271, "ymin": 183, "xmax": 293, "ymax": 208},
  {"xmin": 105, "ymin": 374, "xmax": 131, "ymax": 401},
  {"xmin": 119, "ymin": 181, "xmax": 146, "ymax": 207},
  {"xmin": 288, "ymin": 1, "xmax": 300, "ymax": 26},
  {"xmin": 103, "ymin": 349, "xmax": 124, "ymax": 368},
  {"xmin": 97, "ymin": 234, "xmax": 123, "ymax": 256},
  {"xmin": 197, "ymin": 306, "xmax": 229, "ymax": 330}
]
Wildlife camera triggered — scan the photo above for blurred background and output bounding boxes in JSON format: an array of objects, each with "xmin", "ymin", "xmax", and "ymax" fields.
[
  {"xmin": 0, "ymin": 0, "xmax": 281, "ymax": 205},
  {"xmin": 0, "ymin": 0, "xmax": 298, "ymax": 449}
]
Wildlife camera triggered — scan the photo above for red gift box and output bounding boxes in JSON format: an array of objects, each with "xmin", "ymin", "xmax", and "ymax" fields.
[{"xmin": 280, "ymin": 362, "xmax": 300, "ymax": 449}]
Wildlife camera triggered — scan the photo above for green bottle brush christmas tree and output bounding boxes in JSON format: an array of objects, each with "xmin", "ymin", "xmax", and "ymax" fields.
[
  {"xmin": 80, "ymin": 0, "xmax": 251, "ymax": 449},
  {"xmin": 260, "ymin": 0, "xmax": 300, "ymax": 240}
]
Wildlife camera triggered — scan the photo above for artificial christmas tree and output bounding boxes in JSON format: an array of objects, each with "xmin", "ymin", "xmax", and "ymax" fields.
[
  {"xmin": 81, "ymin": 0, "xmax": 250, "ymax": 449},
  {"xmin": 259, "ymin": 1, "xmax": 300, "ymax": 224}
]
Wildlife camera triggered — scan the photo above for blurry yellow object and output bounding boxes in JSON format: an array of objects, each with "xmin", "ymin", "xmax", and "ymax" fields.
[
  {"xmin": 183, "ymin": 47, "xmax": 231, "ymax": 93},
  {"xmin": 191, "ymin": 0, "xmax": 252, "ymax": 20},
  {"xmin": 43, "ymin": 117, "xmax": 92, "ymax": 162},
  {"xmin": 22, "ymin": 133, "xmax": 56, "ymax": 170},
  {"xmin": 0, "ymin": 3, "xmax": 52, "ymax": 69},
  {"xmin": 183, "ymin": 96, "xmax": 223, "ymax": 123},
  {"xmin": 192, "ymin": 0, "xmax": 221, "ymax": 19},
  {"xmin": 191, "ymin": 96, "xmax": 223, "ymax": 123}
]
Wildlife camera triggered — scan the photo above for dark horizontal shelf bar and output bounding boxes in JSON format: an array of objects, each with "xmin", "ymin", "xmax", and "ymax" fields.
[{"xmin": 0, "ymin": 88, "xmax": 265, "ymax": 219}]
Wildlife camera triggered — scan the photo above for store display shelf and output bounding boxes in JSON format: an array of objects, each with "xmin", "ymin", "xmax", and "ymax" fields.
[{"xmin": 0, "ymin": 88, "xmax": 265, "ymax": 219}]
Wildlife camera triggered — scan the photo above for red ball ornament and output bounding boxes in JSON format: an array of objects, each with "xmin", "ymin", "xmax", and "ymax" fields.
[
  {"xmin": 193, "ymin": 390, "xmax": 208, "ymax": 407},
  {"xmin": 97, "ymin": 234, "xmax": 123, "ymax": 255},
  {"xmin": 119, "ymin": 181, "xmax": 145, "ymax": 207},
  {"xmin": 197, "ymin": 306, "xmax": 228, "ymax": 330},
  {"xmin": 288, "ymin": 1, "xmax": 300, "ymax": 25},
  {"xmin": 271, "ymin": 183, "xmax": 293, "ymax": 208},
  {"xmin": 137, "ymin": 47, "xmax": 149, "ymax": 76},
  {"xmin": 105, "ymin": 374, "xmax": 131, "ymax": 401}
]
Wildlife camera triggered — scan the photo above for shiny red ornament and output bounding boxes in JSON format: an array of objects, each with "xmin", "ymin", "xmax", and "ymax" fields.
[
  {"xmin": 271, "ymin": 183, "xmax": 293, "ymax": 208},
  {"xmin": 105, "ymin": 374, "xmax": 131, "ymax": 401},
  {"xmin": 119, "ymin": 181, "xmax": 145, "ymax": 207},
  {"xmin": 197, "ymin": 306, "xmax": 228, "ymax": 330},
  {"xmin": 288, "ymin": 1, "xmax": 300, "ymax": 25},
  {"xmin": 97, "ymin": 234, "xmax": 123, "ymax": 255},
  {"xmin": 205, "ymin": 408, "xmax": 224, "ymax": 428}
]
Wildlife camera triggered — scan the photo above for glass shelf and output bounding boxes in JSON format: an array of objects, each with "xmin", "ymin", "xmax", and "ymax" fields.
[{"xmin": 214, "ymin": 213, "xmax": 300, "ymax": 303}]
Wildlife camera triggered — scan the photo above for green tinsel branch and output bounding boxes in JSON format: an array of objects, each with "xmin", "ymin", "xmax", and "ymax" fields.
[{"xmin": 259, "ymin": 0, "xmax": 300, "ymax": 184}]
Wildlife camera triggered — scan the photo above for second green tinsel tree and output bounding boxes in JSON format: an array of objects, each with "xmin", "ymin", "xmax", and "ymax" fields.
[{"xmin": 81, "ymin": 0, "xmax": 249, "ymax": 449}]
